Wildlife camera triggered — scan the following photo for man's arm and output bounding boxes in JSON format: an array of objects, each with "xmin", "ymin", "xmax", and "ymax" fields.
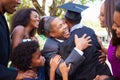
[
  {"xmin": 43, "ymin": 34, "xmax": 91, "ymax": 77},
  {"xmin": 56, "ymin": 34, "xmax": 91, "ymax": 76},
  {"xmin": 43, "ymin": 43, "xmax": 84, "ymax": 78},
  {"xmin": 56, "ymin": 48, "xmax": 85, "ymax": 76},
  {"xmin": 0, "ymin": 65, "xmax": 18, "ymax": 80}
]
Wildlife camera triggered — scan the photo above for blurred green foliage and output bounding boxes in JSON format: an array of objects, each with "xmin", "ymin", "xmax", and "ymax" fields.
[{"xmin": 5, "ymin": 0, "xmax": 102, "ymax": 29}]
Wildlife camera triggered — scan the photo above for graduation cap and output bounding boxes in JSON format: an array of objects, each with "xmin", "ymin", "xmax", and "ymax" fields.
[{"xmin": 58, "ymin": 2, "xmax": 88, "ymax": 20}]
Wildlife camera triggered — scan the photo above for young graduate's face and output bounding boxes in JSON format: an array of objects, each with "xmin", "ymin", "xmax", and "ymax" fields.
[
  {"xmin": 112, "ymin": 11, "xmax": 120, "ymax": 38},
  {"xmin": 99, "ymin": 3, "xmax": 106, "ymax": 28},
  {"xmin": 29, "ymin": 11, "xmax": 40, "ymax": 28},
  {"xmin": 31, "ymin": 48, "xmax": 45, "ymax": 68},
  {"xmin": 50, "ymin": 17, "xmax": 70, "ymax": 40}
]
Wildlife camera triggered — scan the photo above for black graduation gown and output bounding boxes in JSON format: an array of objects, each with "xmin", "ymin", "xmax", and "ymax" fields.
[{"xmin": 59, "ymin": 26, "xmax": 111, "ymax": 80}]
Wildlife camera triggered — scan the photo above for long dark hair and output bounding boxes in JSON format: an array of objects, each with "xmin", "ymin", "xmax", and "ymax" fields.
[
  {"xmin": 37, "ymin": 16, "xmax": 50, "ymax": 36},
  {"xmin": 112, "ymin": 1, "xmax": 120, "ymax": 46},
  {"xmin": 10, "ymin": 8, "xmax": 39, "ymax": 36},
  {"xmin": 104, "ymin": 0, "xmax": 120, "ymax": 36}
]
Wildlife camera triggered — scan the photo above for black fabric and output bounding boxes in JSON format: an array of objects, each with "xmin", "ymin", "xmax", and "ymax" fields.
[
  {"xmin": 58, "ymin": 2, "xmax": 88, "ymax": 13},
  {"xmin": 43, "ymin": 37, "xmax": 85, "ymax": 80},
  {"xmin": 58, "ymin": 2, "xmax": 88, "ymax": 20},
  {"xmin": 0, "ymin": 13, "xmax": 18, "ymax": 80},
  {"xmin": 59, "ymin": 26, "xmax": 111, "ymax": 80},
  {"xmin": 0, "ymin": 13, "xmax": 10, "ymax": 66}
]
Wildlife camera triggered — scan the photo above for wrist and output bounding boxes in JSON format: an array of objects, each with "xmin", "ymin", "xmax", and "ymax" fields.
[
  {"xmin": 16, "ymin": 71, "xmax": 23, "ymax": 80},
  {"xmin": 75, "ymin": 46, "xmax": 83, "ymax": 51},
  {"xmin": 50, "ymin": 68, "xmax": 56, "ymax": 72},
  {"xmin": 62, "ymin": 73, "xmax": 68, "ymax": 77},
  {"xmin": 62, "ymin": 74, "xmax": 68, "ymax": 80}
]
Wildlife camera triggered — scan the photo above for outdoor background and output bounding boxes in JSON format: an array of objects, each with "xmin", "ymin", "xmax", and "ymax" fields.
[
  {"xmin": 7, "ymin": 0, "xmax": 112, "ymax": 72},
  {"xmin": 6, "ymin": 0, "xmax": 109, "ymax": 47}
]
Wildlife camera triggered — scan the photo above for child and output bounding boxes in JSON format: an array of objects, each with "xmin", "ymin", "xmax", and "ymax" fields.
[{"xmin": 11, "ymin": 41, "xmax": 45, "ymax": 80}]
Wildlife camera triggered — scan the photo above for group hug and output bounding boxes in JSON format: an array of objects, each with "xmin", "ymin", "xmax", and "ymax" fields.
[{"xmin": 0, "ymin": 0, "xmax": 120, "ymax": 80}]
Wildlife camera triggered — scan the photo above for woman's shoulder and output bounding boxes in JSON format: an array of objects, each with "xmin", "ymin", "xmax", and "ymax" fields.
[
  {"xmin": 14, "ymin": 25, "xmax": 25, "ymax": 31},
  {"xmin": 11, "ymin": 25, "xmax": 25, "ymax": 39},
  {"xmin": 12, "ymin": 25, "xmax": 25, "ymax": 34}
]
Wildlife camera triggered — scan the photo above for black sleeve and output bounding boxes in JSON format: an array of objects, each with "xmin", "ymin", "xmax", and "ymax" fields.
[{"xmin": 0, "ymin": 64, "xmax": 18, "ymax": 80}]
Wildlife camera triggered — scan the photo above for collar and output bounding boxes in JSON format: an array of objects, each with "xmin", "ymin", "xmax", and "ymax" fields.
[
  {"xmin": 70, "ymin": 22, "xmax": 83, "ymax": 32},
  {"xmin": 55, "ymin": 38, "xmax": 64, "ymax": 43}
]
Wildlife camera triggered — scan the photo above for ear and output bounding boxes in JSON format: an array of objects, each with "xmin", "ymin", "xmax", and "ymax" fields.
[
  {"xmin": 65, "ymin": 19, "xmax": 72, "ymax": 29},
  {"xmin": 49, "ymin": 32, "xmax": 55, "ymax": 37}
]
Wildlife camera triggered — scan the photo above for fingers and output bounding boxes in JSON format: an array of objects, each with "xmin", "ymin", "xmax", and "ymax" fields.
[
  {"xmin": 74, "ymin": 34, "xmax": 93, "ymax": 50},
  {"xmin": 81, "ymin": 34, "xmax": 87, "ymax": 38},
  {"xmin": 50, "ymin": 58, "xmax": 53, "ymax": 65},
  {"xmin": 87, "ymin": 39, "xmax": 92, "ymax": 44},
  {"xmin": 25, "ymin": 70, "xmax": 37, "ymax": 78},
  {"xmin": 59, "ymin": 62, "xmax": 71, "ymax": 76},
  {"xmin": 98, "ymin": 54, "xmax": 106, "ymax": 64},
  {"xmin": 53, "ymin": 55, "xmax": 61, "ymax": 63},
  {"xmin": 88, "ymin": 44, "xmax": 92, "ymax": 46},
  {"xmin": 93, "ymin": 75, "xmax": 100, "ymax": 80},
  {"xmin": 74, "ymin": 34, "xmax": 78, "ymax": 38},
  {"xmin": 85, "ymin": 36, "xmax": 91, "ymax": 40},
  {"xmin": 17, "ymin": 70, "xmax": 37, "ymax": 79},
  {"xmin": 74, "ymin": 34, "xmax": 78, "ymax": 41},
  {"xmin": 50, "ymin": 55, "xmax": 61, "ymax": 71},
  {"xmin": 76, "ymin": 34, "xmax": 91, "ymax": 41},
  {"xmin": 50, "ymin": 55, "xmax": 61, "ymax": 65},
  {"xmin": 84, "ymin": 35, "xmax": 92, "ymax": 46},
  {"xmin": 68, "ymin": 63, "xmax": 71, "ymax": 71}
]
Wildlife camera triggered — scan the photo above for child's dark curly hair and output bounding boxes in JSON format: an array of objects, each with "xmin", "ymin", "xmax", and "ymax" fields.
[{"xmin": 11, "ymin": 41, "xmax": 39, "ymax": 71}]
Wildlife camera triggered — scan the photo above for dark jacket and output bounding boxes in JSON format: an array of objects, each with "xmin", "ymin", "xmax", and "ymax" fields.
[
  {"xmin": 42, "ymin": 38, "xmax": 85, "ymax": 80},
  {"xmin": 59, "ymin": 26, "xmax": 111, "ymax": 80},
  {"xmin": 0, "ymin": 13, "xmax": 18, "ymax": 80}
]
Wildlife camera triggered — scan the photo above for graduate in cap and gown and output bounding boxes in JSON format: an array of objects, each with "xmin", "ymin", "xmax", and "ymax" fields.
[{"xmin": 58, "ymin": 2, "xmax": 111, "ymax": 80}]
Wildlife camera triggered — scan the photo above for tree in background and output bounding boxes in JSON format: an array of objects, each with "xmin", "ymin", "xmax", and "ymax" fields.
[
  {"xmin": 31, "ymin": 0, "xmax": 101, "ymax": 16},
  {"xmin": 6, "ymin": 0, "xmax": 102, "ymax": 29}
]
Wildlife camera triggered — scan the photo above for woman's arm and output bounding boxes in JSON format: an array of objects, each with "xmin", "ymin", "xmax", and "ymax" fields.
[
  {"xmin": 59, "ymin": 62, "xmax": 71, "ymax": 80},
  {"xmin": 50, "ymin": 55, "xmax": 61, "ymax": 80},
  {"xmin": 11, "ymin": 26, "xmax": 25, "ymax": 51}
]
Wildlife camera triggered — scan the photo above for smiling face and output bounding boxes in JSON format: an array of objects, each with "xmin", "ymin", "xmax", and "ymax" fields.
[
  {"xmin": 112, "ymin": 11, "xmax": 120, "ymax": 38},
  {"xmin": 50, "ymin": 17, "xmax": 70, "ymax": 40},
  {"xmin": 29, "ymin": 11, "xmax": 40, "ymax": 28},
  {"xmin": 2, "ymin": 0, "xmax": 21, "ymax": 14},
  {"xmin": 31, "ymin": 48, "xmax": 45, "ymax": 68},
  {"xmin": 99, "ymin": 3, "xmax": 106, "ymax": 28}
]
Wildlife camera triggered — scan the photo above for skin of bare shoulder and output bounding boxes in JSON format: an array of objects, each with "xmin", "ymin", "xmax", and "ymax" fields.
[{"xmin": 11, "ymin": 25, "xmax": 26, "ymax": 50}]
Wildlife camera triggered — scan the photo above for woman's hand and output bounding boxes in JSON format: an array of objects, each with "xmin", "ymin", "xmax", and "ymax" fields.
[
  {"xmin": 59, "ymin": 62, "xmax": 71, "ymax": 80},
  {"xmin": 16, "ymin": 70, "xmax": 37, "ymax": 80}
]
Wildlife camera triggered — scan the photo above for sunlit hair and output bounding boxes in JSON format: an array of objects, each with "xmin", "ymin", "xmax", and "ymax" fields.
[
  {"xmin": 37, "ymin": 16, "xmax": 50, "ymax": 36},
  {"xmin": 10, "ymin": 8, "xmax": 39, "ymax": 36},
  {"xmin": 104, "ymin": 0, "xmax": 120, "ymax": 36}
]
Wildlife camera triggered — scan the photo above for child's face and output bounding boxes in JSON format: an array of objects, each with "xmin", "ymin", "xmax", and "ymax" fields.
[{"xmin": 31, "ymin": 48, "xmax": 45, "ymax": 68}]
